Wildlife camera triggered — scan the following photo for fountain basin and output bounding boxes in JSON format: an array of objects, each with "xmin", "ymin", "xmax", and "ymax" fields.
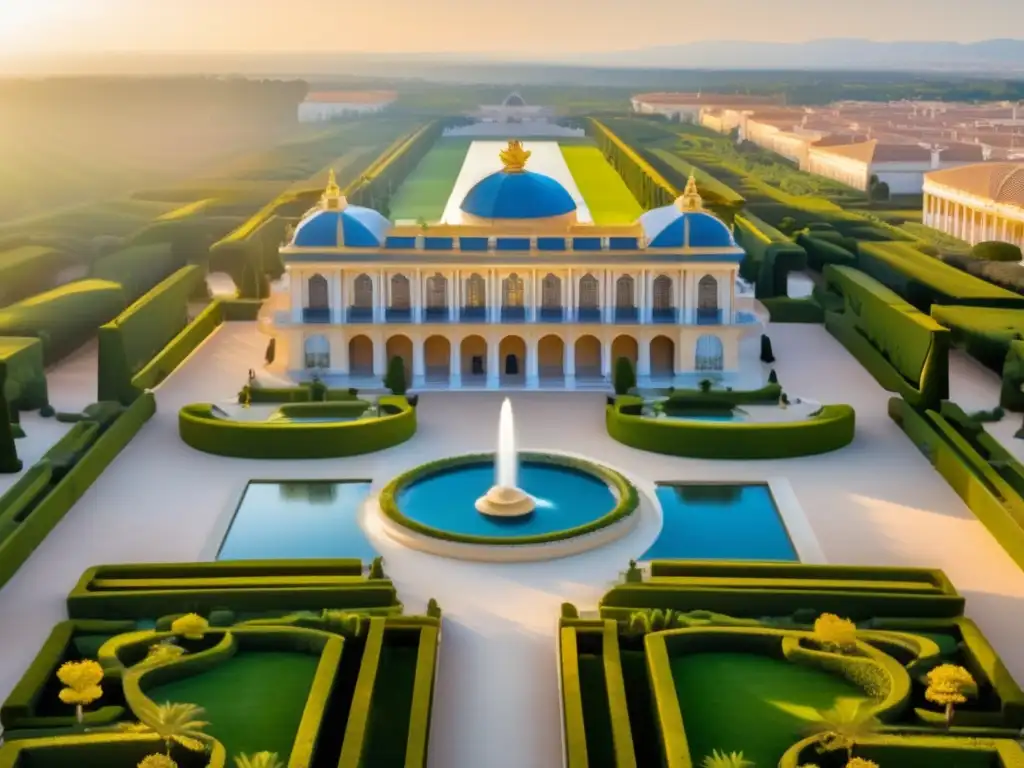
[
  {"xmin": 475, "ymin": 485, "xmax": 536, "ymax": 518},
  {"xmin": 377, "ymin": 452, "xmax": 640, "ymax": 557}
]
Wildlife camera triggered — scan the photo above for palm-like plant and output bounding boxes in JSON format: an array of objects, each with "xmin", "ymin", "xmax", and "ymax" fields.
[
  {"xmin": 120, "ymin": 701, "xmax": 209, "ymax": 756},
  {"xmin": 804, "ymin": 700, "xmax": 881, "ymax": 760},
  {"xmin": 701, "ymin": 750, "xmax": 753, "ymax": 767},
  {"xmin": 234, "ymin": 752, "xmax": 285, "ymax": 768}
]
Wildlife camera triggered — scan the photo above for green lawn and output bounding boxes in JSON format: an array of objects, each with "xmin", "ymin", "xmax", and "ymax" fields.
[
  {"xmin": 145, "ymin": 651, "xmax": 320, "ymax": 760},
  {"xmin": 361, "ymin": 640, "xmax": 421, "ymax": 765},
  {"xmin": 561, "ymin": 145, "xmax": 643, "ymax": 225},
  {"xmin": 671, "ymin": 652, "xmax": 870, "ymax": 766},
  {"xmin": 388, "ymin": 139, "xmax": 471, "ymax": 223}
]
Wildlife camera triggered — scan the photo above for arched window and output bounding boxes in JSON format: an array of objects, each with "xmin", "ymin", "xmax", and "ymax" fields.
[
  {"xmin": 304, "ymin": 335, "xmax": 330, "ymax": 369},
  {"xmin": 353, "ymin": 274, "xmax": 373, "ymax": 309},
  {"xmin": 698, "ymin": 275, "xmax": 719, "ymax": 311},
  {"xmin": 695, "ymin": 335, "xmax": 724, "ymax": 371},
  {"xmin": 652, "ymin": 275, "xmax": 672, "ymax": 311},
  {"xmin": 578, "ymin": 274, "xmax": 599, "ymax": 309},
  {"xmin": 542, "ymin": 273, "xmax": 561, "ymax": 308},
  {"xmin": 390, "ymin": 274, "xmax": 411, "ymax": 310},
  {"xmin": 502, "ymin": 273, "xmax": 524, "ymax": 307},
  {"xmin": 466, "ymin": 273, "xmax": 486, "ymax": 308},
  {"xmin": 426, "ymin": 273, "xmax": 447, "ymax": 309},
  {"xmin": 307, "ymin": 274, "xmax": 329, "ymax": 309},
  {"xmin": 616, "ymin": 275, "xmax": 635, "ymax": 309}
]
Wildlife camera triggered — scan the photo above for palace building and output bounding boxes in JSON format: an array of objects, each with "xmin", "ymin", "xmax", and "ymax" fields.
[
  {"xmin": 261, "ymin": 141, "xmax": 761, "ymax": 390},
  {"xmin": 922, "ymin": 162, "xmax": 1024, "ymax": 247}
]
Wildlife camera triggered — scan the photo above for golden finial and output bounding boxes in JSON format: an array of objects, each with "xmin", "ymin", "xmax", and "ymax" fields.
[
  {"xmin": 677, "ymin": 174, "xmax": 703, "ymax": 212},
  {"xmin": 499, "ymin": 140, "xmax": 531, "ymax": 173},
  {"xmin": 322, "ymin": 168, "xmax": 344, "ymax": 209}
]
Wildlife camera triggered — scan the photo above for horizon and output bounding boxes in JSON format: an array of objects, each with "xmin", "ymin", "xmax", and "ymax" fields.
[{"xmin": 3, "ymin": 0, "xmax": 1024, "ymax": 59}]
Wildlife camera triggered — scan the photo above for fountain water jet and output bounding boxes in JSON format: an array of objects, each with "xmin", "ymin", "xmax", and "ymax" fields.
[{"xmin": 476, "ymin": 398, "xmax": 535, "ymax": 518}]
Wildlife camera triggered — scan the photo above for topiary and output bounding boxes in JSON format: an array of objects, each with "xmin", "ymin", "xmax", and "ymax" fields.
[
  {"xmin": 265, "ymin": 338, "xmax": 276, "ymax": 365},
  {"xmin": 768, "ymin": 369, "xmax": 778, "ymax": 384},
  {"xmin": 383, "ymin": 356, "xmax": 408, "ymax": 395},
  {"xmin": 699, "ymin": 378, "xmax": 713, "ymax": 393},
  {"xmin": 760, "ymin": 334, "xmax": 775, "ymax": 363},
  {"xmin": 309, "ymin": 376, "xmax": 327, "ymax": 402},
  {"xmin": 971, "ymin": 240, "xmax": 1023, "ymax": 263},
  {"xmin": 39, "ymin": 404, "xmax": 55, "ymax": 418},
  {"xmin": 613, "ymin": 356, "xmax": 636, "ymax": 395},
  {"xmin": 369, "ymin": 556, "xmax": 386, "ymax": 579}
]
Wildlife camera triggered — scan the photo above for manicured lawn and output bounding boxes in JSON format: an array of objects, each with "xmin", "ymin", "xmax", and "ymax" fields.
[
  {"xmin": 145, "ymin": 651, "xmax": 320, "ymax": 760},
  {"xmin": 362, "ymin": 638, "xmax": 421, "ymax": 764},
  {"xmin": 389, "ymin": 139, "xmax": 472, "ymax": 223},
  {"xmin": 560, "ymin": 145, "xmax": 643, "ymax": 225},
  {"xmin": 671, "ymin": 652, "xmax": 870, "ymax": 766}
]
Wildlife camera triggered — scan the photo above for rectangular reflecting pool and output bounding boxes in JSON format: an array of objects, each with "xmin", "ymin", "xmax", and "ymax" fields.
[
  {"xmin": 216, "ymin": 481, "xmax": 378, "ymax": 562},
  {"xmin": 640, "ymin": 482, "xmax": 798, "ymax": 561}
]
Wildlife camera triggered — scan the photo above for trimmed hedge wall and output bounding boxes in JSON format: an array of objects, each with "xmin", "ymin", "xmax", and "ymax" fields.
[
  {"xmin": 0, "ymin": 337, "xmax": 49, "ymax": 411},
  {"xmin": 178, "ymin": 395, "xmax": 415, "ymax": 458},
  {"xmin": 795, "ymin": 232, "xmax": 857, "ymax": 271},
  {"xmin": 0, "ymin": 392, "xmax": 155, "ymax": 589},
  {"xmin": 220, "ymin": 298, "xmax": 263, "ymax": 321},
  {"xmin": 760, "ymin": 295, "xmax": 824, "ymax": 323},
  {"xmin": 857, "ymin": 240, "xmax": 1024, "ymax": 311},
  {"xmin": 607, "ymin": 396, "xmax": 855, "ymax": 459},
  {"xmin": 0, "ymin": 280, "xmax": 127, "ymax": 364},
  {"xmin": 889, "ymin": 397, "xmax": 1024, "ymax": 573},
  {"xmin": 780, "ymin": 734, "xmax": 1024, "ymax": 768},
  {"xmin": 823, "ymin": 264, "xmax": 949, "ymax": 410},
  {"xmin": 129, "ymin": 301, "xmax": 223, "ymax": 394},
  {"xmin": 97, "ymin": 265, "xmax": 204, "ymax": 402},
  {"xmin": 588, "ymin": 119, "xmax": 677, "ymax": 210},
  {"xmin": 378, "ymin": 452, "xmax": 640, "ymax": 546},
  {"xmin": 733, "ymin": 212, "xmax": 807, "ymax": 299},
  {"xmin": 90, "ymin": 243, "xmax": 186, "ymax": 304},
  {"xmin": 0, "ymin": 732, "xmax": 225, "ymax": 768},
  {"xmin": 345, "ymin": 121, "xmax": 444, "ymax": 216},
  {"xmin": 0, "ymin": 245, "xmax": 73, "ymax": 308}
]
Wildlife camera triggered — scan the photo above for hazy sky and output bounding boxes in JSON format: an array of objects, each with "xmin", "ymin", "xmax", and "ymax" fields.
[{"xmin": 2, "ymin": 0, "xmax": 1023, "ymax": 55}]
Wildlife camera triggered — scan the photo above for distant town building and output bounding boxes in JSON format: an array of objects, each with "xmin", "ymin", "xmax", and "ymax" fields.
[
  {"xmin": 805, "ymin": 140, "xmax": 983, "ymax": 195},
  {"xmin": 922, "ymin": 162, "xmax": 1024, "ymax": 247},
  {"xmin": 445, "ymin": 92, "xmax": 579, "ymax": 139},
  {"xmin": 473, "ymin": 92, "xmax": 552, "ymax": 124},
  {"xmin": 631, "ymin": 93, "xmax": 783, "ymax": 123},
  {"xmin": 298, "ymin": 91, "xmax": 397, "ymax": 122}
]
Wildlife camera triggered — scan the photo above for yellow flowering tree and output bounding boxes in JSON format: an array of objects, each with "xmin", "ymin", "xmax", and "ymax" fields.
[
  {"xmin": 170, "ymin": 614, "xmax": 209, "ymax": 640},
  {"xmin": 804, "ymin": 700, "xmax": 880, "ymax": 761},
  {"xmin": 845, "ymin": 759, "xmax": 880, "ymax": 768},
  {"xmin": 139, "ymin": 755, "xmax": 178, "ymax": 768},
  {"xmin": 813, "ymin": 613, "xmax": 858, "ymax": 653},
  {"xmin": 142, "ymin": 643, "xmax": 186, "ymax": 667},
  {"xmin": 701, "ymin": 750, "xmax": 753, "ymax": 767},
  {"xmin": 57, "ymin": 660, "xmax": 104, "ymax": 723},
  {"xmin": 235, "ymin": 752, "xmax": 285, "ymax": 768},
  {"xmin": 925, "ymin": 663, "xmax": 977, "ymax": 728}
]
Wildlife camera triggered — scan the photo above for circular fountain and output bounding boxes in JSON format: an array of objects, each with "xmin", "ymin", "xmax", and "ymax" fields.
[
  {"xmin": 374, "ymin": 398, "xmax": 643, "ymax": 561},
  {"xmin": 474, "ymin": 399, "xmax": 536, "ymax": 518}
]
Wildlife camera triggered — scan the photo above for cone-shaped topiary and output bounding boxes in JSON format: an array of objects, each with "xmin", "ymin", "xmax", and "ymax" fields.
[
  {"xmin": 760, "ymin": 334, "xmax": 775, "ymax": 363},
  {"xmin": 613, "ymin": 356, "xmax": 636, "ymax": 395},
  {"xmin": 384, "ymin": 356, "xmax": 408, "ymax": 394}
]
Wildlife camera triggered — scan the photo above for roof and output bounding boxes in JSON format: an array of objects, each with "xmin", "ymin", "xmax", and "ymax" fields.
[
  {"xmin": 460, "ymin": 171, "xmax": 576, "ymax": 220},
  {"xmin": 290, "ymin": 170, "xmax": 391, "ymax": 248},
  {"xmin": 632, "ymin": 92, "xmax": 782, "ymax": 107},
  {"xmin": 304, "ymin": 90, "xmax": 397, "ymax": 105},
  {"xmin": 810, "ymin": 139, "xmax": 936, "ymax": 164},
  {"xmin": 502, "ymin": 92, "xmax": 526, "ymax": 107},
  {"xmin": 925, "ymin": 162, "xmax": 1024, "ymax": 207},
  {"xmin": 639, "ymin": 177, "xmax": 737, "ymax": 250}
]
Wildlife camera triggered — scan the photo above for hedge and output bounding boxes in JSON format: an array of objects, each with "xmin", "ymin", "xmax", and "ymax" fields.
[
  {"xmin": 606, "ymin": 396, "xmax": 854, "ymax": 459},
  {"xmin": 823, "ymin": 264, "xmax": 949, "ymax": 410},
  {"xmin": 795, "ymin": 232, "xmax": 857, "ymax": 271},
  {"xmin": 857, "ymin": 240, "xmax": 1024, "ymax": 311},
  {"xmin": 929, "ymin": 305, "xmax": 1024, "ymax": 409},
  {"xmin": 0, "ymin": 245, "xmax": 72, "ymax": 308},
  {"xmin": 780, "ymin": 734, "xmax": 1024, "ymax": 768},
  {"xmin": 0, "ymin": 362, "xmax": 20, "ymax": 473},
  {"xmin": 0, "ymin": 392, "xmax": 155, "ymax": 589},
  {"xmin": 90, "ymin": 242, "xmax": 186, "ymax": 304},
  {"xmin": 345, "ymin": 121, "xmax": 444, "ymax": 216},
  {"xmin": 0, "ymin": 337, "xmax": 49, "ymax": 410},
  {"xmin": 0, "ymin": 280, "xmax": 127, "ymax": 364},
  {"xmin": 889, "ymin": 397, "xmax": 1024, "ymax": 573},
  {"xmin": 209, "ymin": 214, "xmax": 286, "ymax": 300},
  {"xmin": 587, "ymin": 119, "xmax": 677, "ymax": 211},
  {"xmin": 219, "ymin": 298, "xmax": 263, "ymax": 321},
  {"xmin": 179, "ymin": 395, "xmax": 415, "ymax": 459},
  {"xmin": 129, "ymin": 300, "xmax": 224, "ymax": 394},
  {"xmin": 733, "ymin": 212, "xmax": 807, "ymax": 298},
  {"xmin": 0, "ymin": 732, "xmax": 226, "ymax": 768},
  {"xmin": 97, "ymin": 265, "xmax": 205, "ymax": 402},
  {"xmin": 1004, "ymin": 339, "xmax": 1024, "ymax": 411},
  {"xmin": 665, "ymin": 382, "xmax": 781, "ymax": 406},
  {"xmin": 560, "ymin": 627, "xmax": 590, "ymax": 768},
  {"xmin": 248, "ymin": 385, "xmax": 360, "ymax": 404},
  {"xmin": 760, "ymin": 295, "xmax": 824, "ymax": 323},
  {"xmin": 66, "ymin": 560, "xmax": 394, "ymax": 619},
  {"xmin": 377, "ymin": 451, "xmax": 640, "ymax": 546}
]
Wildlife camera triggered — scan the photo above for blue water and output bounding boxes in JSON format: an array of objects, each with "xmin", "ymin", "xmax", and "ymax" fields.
[
  {"xmin": 396, "ymin": 461, "xmax": 616, "ymax": 537},
  {"xmin": 641, "ymin": 483, "xmax": 797, "ymax": 561},
  {"xmin": 217, "ymin": 481, "xmax": 377, "ymax": 561},
  {"xmin": 662, "ymin": 412, "xmax": 743, "ymax": 423},
  {"xmin": 270, "ymin": 416, "xmax": 361, "ymax": 423}
]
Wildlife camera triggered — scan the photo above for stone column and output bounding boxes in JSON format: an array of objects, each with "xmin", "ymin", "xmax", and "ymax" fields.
[
  {"xmin": 637, "ymin": 338, "xmax": 651, "ymax": 381},
  {"xmin": 290, "ymin": 269, "xmax": 303, "ymax": 322},
  {"xmin": 372, "ymin": 334, "xmax": 386, "ymax": 377},
  {"xmin": 332, "ymin": 333, "xmax": 349, "ymax": 375},
  {"xmin": 449, "ymin": 340, "xmax": 461, "ymax": 388},
  {"xmin": 564, "ymin": 338, "xmax": 576, "ymax": 388},
  {"xmin": 413, "ymin": 269, "xmax": 422, "ymax": 323},
  {"xmin": 330, "ymin": 273, "xmax": 343, "ymax": 324},
  {"xmin": 449, "ymin": 271, "xmax": 457, "ymax": 322},
  {"xmin": 565, "ymin": 269, "xmax": 573, "ymax": 322},
  {"xmin": 487, "ymin": 340, "xmax": 500, "ymax": 388},
  {"xmin": 600, "ymin": 338, "xmax": 611, "ymax": 379},
  {"xmin": 526, "ymin": 338, "xmax": 539, "ymax": 388},
  {"xmin": 728, "ymin": 270, "xmax": 736, "ymax": 323},
  {"xmin": 530, "ymin": 270, "xmax": 539, "ymax": 322},
  {"xmin": 644, "ymin": 271, "xmax": 654, "ymax": 323},
  {"xmin": 412, "ymin": 337, "xmax": 425, "ymax": 386}
]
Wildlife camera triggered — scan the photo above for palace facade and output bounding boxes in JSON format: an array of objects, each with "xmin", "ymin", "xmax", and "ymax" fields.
[
  {"xmin": 262, "ymin": 141, "xmax": 761, "ymax": 389},
  {"xmin": 922, "ymin": 162, "xmax": 1024, "ymax": 247}
]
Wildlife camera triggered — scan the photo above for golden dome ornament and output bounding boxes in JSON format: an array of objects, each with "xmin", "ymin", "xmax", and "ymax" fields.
[{"xmin": 499, "ymin": 140, "xmax": 531, "ymax": 173}]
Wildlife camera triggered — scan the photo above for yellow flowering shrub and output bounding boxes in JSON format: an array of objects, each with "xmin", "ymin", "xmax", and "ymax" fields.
[
  {"xmin": 56, "ymin": 660, "xmax": 103, "ymax": 706},
  {"xmin": 170, "ymin": 613, "xmax": 209, "ymax": 640},
  {"xmin": 139, "ymin": 755, "xmax": 178, "ymax": 768},
  {"xmin": 143, "ymin": 643, "xmax": 186, "ymax": 666},
  {"xmin": 812, "ymin": 613, "xmax": 858, "ymax": 652},
  {"xmin": 845, "ymin": 759, "xmax": 879, "ymax": 768}
]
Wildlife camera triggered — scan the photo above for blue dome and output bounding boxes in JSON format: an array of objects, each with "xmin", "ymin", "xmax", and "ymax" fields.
[
  {"xmin": 460, "ymin": 170, "xmax": 577, "ymax": 220},
  {"xmin": 639, "ymin": 207, "xmax": 735, "ymax": 249},
  {"xmin": 292, "ymin": 205, "xmax": 391, "ymax": 248}
]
